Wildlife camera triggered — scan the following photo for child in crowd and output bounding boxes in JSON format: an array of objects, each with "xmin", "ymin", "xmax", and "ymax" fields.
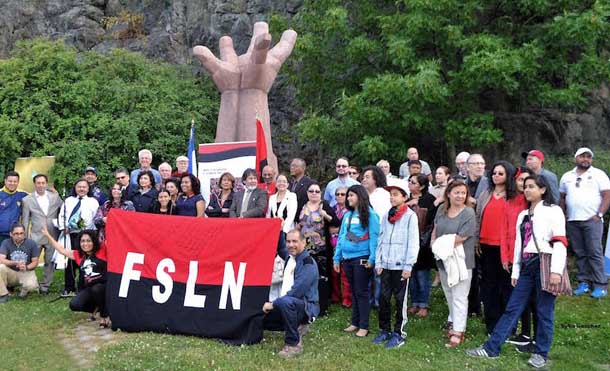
[{"xmin": 373, "ymin": 184, "xmax": 420, "ymax": 348}]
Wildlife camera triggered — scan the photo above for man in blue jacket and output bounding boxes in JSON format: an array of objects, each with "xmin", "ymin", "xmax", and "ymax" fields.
[
  {"xmin": 263, "ymin": 229, "xmax": 319, "ymax": 358},
  {"xmin": 0, "ymin": 171, "xmax": 28, "ymax": 244}
]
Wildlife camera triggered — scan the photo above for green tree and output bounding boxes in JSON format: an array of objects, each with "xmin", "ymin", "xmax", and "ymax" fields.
[
  {"xmin": 278, "ymin": 0, "xmax": 610, "ymax": 170},
  {"xmin": 0, "ymin": 39, "xmax": 217, "ymax": 189}
]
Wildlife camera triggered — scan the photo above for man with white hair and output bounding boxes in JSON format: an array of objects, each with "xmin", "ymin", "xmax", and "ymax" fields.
[
  {"xmin": 130, "ymin": 149, "xmax": 162, "ymax": 186},
  {"xmin": 455, "ymin": 151, "xmax": 470, "ymax": 180},
  {"xmin": 377, "ymin": 159, "xmax": 409, "ymax": 191},
  {"xmin": 158, "ymin": 162, "xmax": 173, "ymax": 181}
]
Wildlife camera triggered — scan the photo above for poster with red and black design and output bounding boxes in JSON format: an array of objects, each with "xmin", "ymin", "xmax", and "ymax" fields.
[{"xmin": 105, "ymin": 209, "xmax": 280, "ymax": 344}]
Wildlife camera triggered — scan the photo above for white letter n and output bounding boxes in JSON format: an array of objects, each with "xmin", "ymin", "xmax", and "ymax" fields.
[{"xmin": 219, "ymin": 262, "xmax": 246, "ymax": 310}]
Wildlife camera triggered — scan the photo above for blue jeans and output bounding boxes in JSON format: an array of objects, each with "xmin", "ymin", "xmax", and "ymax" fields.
[
  {"xmin": 409, "ymin": 269, "xmax": 431, "ymax": 308},
  {"xmin": 264, "ymin": 296, "xmax": 307, "ymax": 346},
  {"xmin": 344, "ymin": 256, "xmax": 373, "ymax": 329},
  {"xmin": 369, "ymin": 273, "xmax": 381, "ymax": 307},
  {"xmin": 483, "ymin": 257, "xmax": 557, "ymax": 358}
]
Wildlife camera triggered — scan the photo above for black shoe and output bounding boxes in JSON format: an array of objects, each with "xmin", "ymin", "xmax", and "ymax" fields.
[
  {"xmin": 516, "ymin": 341, "xmax": 536, "ymax": 354},
  {"xmin": 507, "ymin": 334, "xmax": 530, "ymax": 345},
  {"xmin": 40, "ymin": 288, "xmax": 49, "ymax": 296}
]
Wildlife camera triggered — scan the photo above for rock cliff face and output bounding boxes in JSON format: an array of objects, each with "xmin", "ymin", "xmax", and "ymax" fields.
[{"xmin": 1, "ymin": 0, "xmax": 609, "ymax": 173}]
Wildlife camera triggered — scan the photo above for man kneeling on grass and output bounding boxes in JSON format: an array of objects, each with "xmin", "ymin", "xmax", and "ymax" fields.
[
  {"xmin": 263, "ymin": 229, "xmax": 319, "ymax": 358},
  {"xmin": 0, "ymin": 224, "xmax": 40, "ymax": 303}
]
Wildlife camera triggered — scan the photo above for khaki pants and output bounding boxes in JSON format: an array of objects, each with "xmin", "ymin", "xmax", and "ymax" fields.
[{"xmin": 0, "ymin": 264, "xmax": 39, "ymax": 296}]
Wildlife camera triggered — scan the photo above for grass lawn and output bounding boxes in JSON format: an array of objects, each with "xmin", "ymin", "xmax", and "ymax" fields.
[{"xmin": 1, "ymin": 269, "xmax": 609, "ymax": 371}]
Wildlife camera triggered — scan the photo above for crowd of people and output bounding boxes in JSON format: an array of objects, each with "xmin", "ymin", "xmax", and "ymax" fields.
[{"xmin": 0, "ymin": 146, "xmax": 608, "ymax": 366}]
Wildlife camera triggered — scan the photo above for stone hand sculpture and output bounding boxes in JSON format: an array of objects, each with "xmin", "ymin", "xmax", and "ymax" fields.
[{"xmin": 193, "ymin": 22, "xmax": 297, "ymax": 170}]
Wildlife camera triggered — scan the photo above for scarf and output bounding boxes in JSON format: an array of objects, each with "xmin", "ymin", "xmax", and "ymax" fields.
[{"xmin": 388, "ymin": 205, "xmax": 408, "ymax": 224}]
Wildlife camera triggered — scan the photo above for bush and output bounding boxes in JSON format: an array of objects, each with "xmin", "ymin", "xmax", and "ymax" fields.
[{"xmin": 0, "ymin": 39, "xmax": 217, "ymax": 190}]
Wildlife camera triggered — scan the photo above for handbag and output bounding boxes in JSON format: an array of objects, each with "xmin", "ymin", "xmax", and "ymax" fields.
[{"xmin": 529, "ymin": 211, "xmax": 572, "ymax": 296}]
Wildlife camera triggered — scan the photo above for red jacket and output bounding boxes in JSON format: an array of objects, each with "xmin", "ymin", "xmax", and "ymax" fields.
[{"xmin": 500, "ymin": 194, "xmax": 527, "ymax": 264}]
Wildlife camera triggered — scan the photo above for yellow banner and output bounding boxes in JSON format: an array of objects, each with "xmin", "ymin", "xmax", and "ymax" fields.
[{"xmin": 14, "ymin": 156, "xmax": 56, "ymax": 193}]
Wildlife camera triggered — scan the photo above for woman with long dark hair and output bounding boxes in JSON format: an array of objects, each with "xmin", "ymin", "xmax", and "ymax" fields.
[
  {"xmin": 475, "ymin": 161, "xmax": 517, "ymax": 335},
  {"xmin": 93, "ymin": 182, "xmax": 135, "ymax": 241},
  {"xmin": 467, "ymin": 174, "xmax": 568, "ymax": 369},
  {"xmin": 42, "ymin": 227, "xmax": 110, "ymax": 327},
  {"xmin": 176, "ymin": 174, "xmax": 206, "ymax": 217},
  {"xmin": 333, "ymin": 184, "xmax": 380, "ymax": 338},
  {"xmin": 206, "ymin": 172, "xmax": 235, "ymax": 218},
  {"xmin": 151, "ymin": 189, "xmax": 177, "ymax": 215},
  {"xmin": 406, "ymin": 174, "xmax": 437, "ymax": 318}
]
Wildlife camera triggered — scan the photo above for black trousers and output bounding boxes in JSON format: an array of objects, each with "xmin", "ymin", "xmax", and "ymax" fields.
[
  {"xmin": 64, "ymin": 233, "xmax": 84, "ymax": 292},
  {"xmin": 378, "ymin": 270, "xmax": 408, "ymax": 335},
  {"xmin": 480, "ymin": 244, "xmax": 512, "ymax": 334},
  {"xmin": 468, "ymin": 255, "xmax": 481, "ymax": 316},
  {"xmin": 69, "ymin": 283, "xmax": 108, "ymax": 317}
]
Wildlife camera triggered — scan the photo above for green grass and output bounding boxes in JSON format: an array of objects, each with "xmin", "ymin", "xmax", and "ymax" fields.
[{"xmin": 1, "ymin": 269, "xmax": 609, "ymax": 371}]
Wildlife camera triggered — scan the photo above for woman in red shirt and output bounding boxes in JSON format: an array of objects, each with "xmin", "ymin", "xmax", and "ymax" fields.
[{"xmin": 475, "ymin": 161, "xmax": 517, "ymax": 335}]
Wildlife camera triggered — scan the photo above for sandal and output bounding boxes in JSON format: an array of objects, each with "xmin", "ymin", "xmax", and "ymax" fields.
[
  {"xmin": 343, "ymin": 325, "xmax": 359, "ymax": 333},
  {"xmin": 416, "ymin": 308, "xmax": 429, "ymax": 318},
  {"xmin": 99, "ymin": 318, "xmax": 110, "ymax": 328},
  {"xmin": 445, "ymin": 331, "xmax": 465, "ymax": 348}
]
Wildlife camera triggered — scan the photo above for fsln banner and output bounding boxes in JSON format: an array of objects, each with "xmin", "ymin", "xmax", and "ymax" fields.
[{"xmin": 105, "ymin": 209, "xmax": 280, "ymax": 344}]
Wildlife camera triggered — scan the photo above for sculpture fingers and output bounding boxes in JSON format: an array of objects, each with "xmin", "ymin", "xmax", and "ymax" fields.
[
  {"xmin": 193, "ymin": 45, "xmax": 221, "ymax": 75},
  {"xmin": 269, "ymin": 29, "xmax": 297, "ymax": 65},
  {"xmin": 247, "ymin": 21, "xmax": 270, "ymax": 54},
  {"xmin": 219, "ymin": 36, "xmax": 238, "ymax": 65},
  {"xmin": 251, "ymin": 33, "xmax": 272, "ymax": 64}
]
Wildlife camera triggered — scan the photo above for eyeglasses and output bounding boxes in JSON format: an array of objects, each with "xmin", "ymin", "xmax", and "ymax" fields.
[
  {"xmin": 335, "ymin": 192, "xmax": 346, "ymax": 196},
  {"xmin": 348, "ymin": 172, "xmax": 357, "ymax": 175},
  {"xmin": 576, "ymin": 177, "xmax": 582, "ymax": 187},
  {"xmin": 492, "ymin": 172, "xmax": 505, "ymax": 176},
  {"xmin": 308, "ymin": 190, "xmax": 321, "ymax": 194},
  {"xmin": 409, "ymin": 181, "xmax": 419, "ymax": 185}
]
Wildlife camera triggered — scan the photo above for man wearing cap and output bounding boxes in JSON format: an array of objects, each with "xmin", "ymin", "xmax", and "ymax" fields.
[
  {"xmin": 84, "ymin": 166, "xmax": 106, "ymax": 205},
  {"xmin": 522, "ymin": 150, "xmax": 559, "ymax": 204},
  {"xmin": 324, "ymin": 158, "xmax": 359, "ymax": 207},
  {"xmin": 0, "ymin": 171, "xmax": 28, "ymax": 244},
  {"xmin": 172, "ymin": 155, "xmax": 190, "ymax": 178},
  {"xmin": 559, "ymin": 148, "xmax": 610, "ymax": 298}
]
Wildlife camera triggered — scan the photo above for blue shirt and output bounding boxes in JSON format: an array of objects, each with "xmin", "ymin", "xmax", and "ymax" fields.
[
  {"xmin": 323, "ymin": 177, "xmax": 359, "ymax": 207},
  {"xmin": 176, "ymin": 194, "xmax": 205, "ymax": 217},
  {"xmin": 333, "ymin": 207, "xmax": 380, "ymax": 265},
  {"xmin": 0, "ymin": 188, "xmax": 28, "ymax": 235}
]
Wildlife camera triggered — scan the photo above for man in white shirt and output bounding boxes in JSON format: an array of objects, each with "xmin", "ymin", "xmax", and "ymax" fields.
[
  {"xmin": 21, "ymin": 174, "xmax": 62, "ymax": 294},
  {"xmin": 560, "ymin": 147, "xmax": 610, "ymax": 298},
  {"xmin": 324, "ymin": 157, "xmax": 359, "ymax": 207}
]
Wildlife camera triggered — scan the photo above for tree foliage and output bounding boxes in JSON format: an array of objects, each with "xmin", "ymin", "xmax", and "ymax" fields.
[
  {"xmin": 0, "ymin": 39, "xmax": 217, "ymax": 190},
  {"xmin": 277, "ymin": 0, "xmax": 610, "ymax": 167}
]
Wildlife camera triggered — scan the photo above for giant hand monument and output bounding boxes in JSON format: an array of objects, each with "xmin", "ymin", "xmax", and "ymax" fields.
[{"xmin": 193, "ymin": 22, "xmax": 297, "ymax": 171}]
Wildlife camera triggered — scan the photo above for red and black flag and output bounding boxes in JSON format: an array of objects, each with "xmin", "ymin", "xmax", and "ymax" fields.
[
  {"xmin": 255, "ymin": 118, "xmax": 268, "ymax": 183},
  {"xmin": 105, "ymin": 209, "xmax": 280, "ymax": 344}
]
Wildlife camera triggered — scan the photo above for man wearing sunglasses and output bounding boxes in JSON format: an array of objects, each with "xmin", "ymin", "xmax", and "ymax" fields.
[
  {"xmin": 560, "ymin": 147, "xmax": 610, "ymax": 298},
  {"xmin": 323, "ymin": 157, "xmax": 359, "ymax": 207}
]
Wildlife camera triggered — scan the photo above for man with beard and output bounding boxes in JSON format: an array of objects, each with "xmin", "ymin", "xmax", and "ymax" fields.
[{"xmin": 560, "ymin": 148, "xmax": 610, "ymax": 298}]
